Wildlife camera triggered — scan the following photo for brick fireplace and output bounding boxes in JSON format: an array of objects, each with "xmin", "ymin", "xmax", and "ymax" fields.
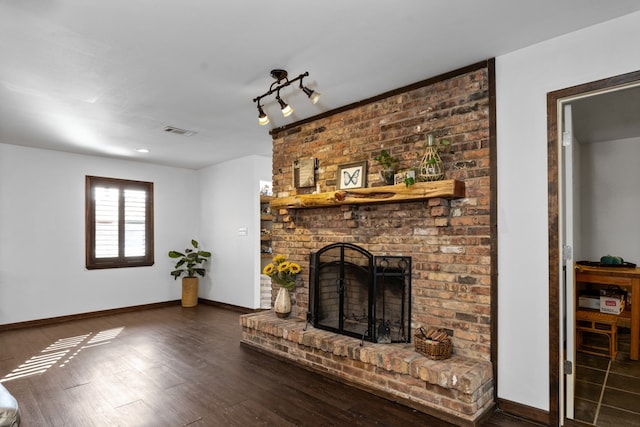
[{"xmin": 241, "ymin": 60, "xmax": 495, "ymax": 426}]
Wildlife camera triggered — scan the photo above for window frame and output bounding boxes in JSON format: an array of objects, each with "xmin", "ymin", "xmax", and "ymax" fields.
[{"xmin": 85, "ymin": 175, "xmax": 154, "ymax": 269}]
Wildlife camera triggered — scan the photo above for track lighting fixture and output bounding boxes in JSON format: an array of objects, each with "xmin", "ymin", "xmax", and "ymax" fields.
[{"xmin": 253, "ymin": 69, "xmax": 321, "ymax": 125}]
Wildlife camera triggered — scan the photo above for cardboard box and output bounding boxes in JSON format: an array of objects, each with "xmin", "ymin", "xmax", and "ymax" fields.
[
  {"xmin": 578, "ymin": 295, "xmax": 600, "ymax": 310},
  {"xmin": 600, "ymin": 295, "xmax": 625, "ymax": 315}
]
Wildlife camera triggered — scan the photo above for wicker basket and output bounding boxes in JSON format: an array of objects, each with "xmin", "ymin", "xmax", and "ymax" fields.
[{"xmin": 414, "ymin": 327, "xmax": 452, "ymax": 360}]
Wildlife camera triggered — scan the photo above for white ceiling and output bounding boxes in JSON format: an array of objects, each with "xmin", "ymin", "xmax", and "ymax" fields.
[{"xmin": 2, "ymin": 1, "xmax": 640, "ymax": 169}]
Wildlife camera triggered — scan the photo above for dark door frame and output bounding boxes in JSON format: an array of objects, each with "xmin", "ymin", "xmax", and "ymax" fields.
[{"xmin": 547, "ymin": 69, "xmax": 640, "ymax": 426}]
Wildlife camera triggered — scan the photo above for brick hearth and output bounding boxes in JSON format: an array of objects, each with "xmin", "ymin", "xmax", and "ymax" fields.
[{"xmin": 240, "ymin": 311, "xmax": 494, "ymax": 427}]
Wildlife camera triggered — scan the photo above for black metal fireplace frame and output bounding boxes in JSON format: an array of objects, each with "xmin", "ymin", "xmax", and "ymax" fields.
[{"xmin": 308, "ymin": 242, "xmax": 412, "ymax": 343}]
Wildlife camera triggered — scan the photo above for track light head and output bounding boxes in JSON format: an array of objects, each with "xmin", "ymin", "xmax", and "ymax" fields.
[
  {"xmin": 277, "ymin": 96, "xmax": 293, "ymax": 117},
  {"xmin": 299, "ymin": 74, "xmax": 321, "ymax": 104},
  {"xmin": 257, "ymin": 104, "xmax": 269, "ymax": 125},
  {"xmin": 301, "ymin": 86, "xmax": 321, "ymax": 104}
]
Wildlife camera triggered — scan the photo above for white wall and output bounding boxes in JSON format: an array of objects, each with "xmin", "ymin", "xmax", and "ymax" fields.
[
  {"xmin": 198, "ymin": 155, "xmax": 271, "ymax": 309},
  {"xmin": 580, "ymin": 137, "xmax": 640, "ymax": 263},
  {"xmin": 0, "ymin": 143, "xmax": 198, "ymax": 324},
  {"xmin": 496, "ymin": 11, "xmax": 640, "ymax": 410},
  {"xmin": 0, "ymin": 142, "xmax": 273, "ymax": 323}
]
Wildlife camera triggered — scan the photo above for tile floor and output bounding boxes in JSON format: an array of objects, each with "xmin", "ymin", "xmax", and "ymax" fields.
[{"xmin": 574, "ymin": 328, "xmax": 640, "ymax": 426}]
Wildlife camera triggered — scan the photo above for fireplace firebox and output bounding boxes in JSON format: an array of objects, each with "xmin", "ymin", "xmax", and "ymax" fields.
[{"xmin": 308, "ymin": 243, "xmax": 411, "ymax": 343}]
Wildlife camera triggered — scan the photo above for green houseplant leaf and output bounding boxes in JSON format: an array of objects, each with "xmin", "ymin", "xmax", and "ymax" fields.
[
  {"xmin": 168, "ymin": 240, "xmax": 212, "ymax": 280},
  {"xmin": 373, "ymin": 149, "xmax": 399, "ymax": 169}
]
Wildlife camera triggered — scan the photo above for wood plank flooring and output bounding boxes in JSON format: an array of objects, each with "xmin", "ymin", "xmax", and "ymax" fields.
[{"xmin": 0, "ymin": 304, "xmax": 542, "ymax": 426}]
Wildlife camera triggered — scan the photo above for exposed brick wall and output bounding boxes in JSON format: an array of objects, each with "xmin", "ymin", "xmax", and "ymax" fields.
[{"xmin": 269, "ymin": 64, "xmax": 492, "ymax": 361}]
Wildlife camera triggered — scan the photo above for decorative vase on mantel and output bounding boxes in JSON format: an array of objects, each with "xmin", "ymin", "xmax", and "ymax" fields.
[
  {"xmin": 274, "ymin": 287, "xmax": 292, "ymax": 318},
  {"xmin": 418, "ymin": 134, "xmax": 445, "ymax": 181}
]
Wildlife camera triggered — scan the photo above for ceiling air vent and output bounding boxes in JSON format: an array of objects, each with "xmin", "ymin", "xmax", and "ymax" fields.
[{"xmin": 163, "ymin": 126, "xmax": 197, "ymax": 137}]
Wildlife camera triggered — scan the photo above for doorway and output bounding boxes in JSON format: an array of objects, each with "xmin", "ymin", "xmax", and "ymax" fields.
[{"xmin": 548, "ymin": 70, "xmax": 640, "ymax": 426}]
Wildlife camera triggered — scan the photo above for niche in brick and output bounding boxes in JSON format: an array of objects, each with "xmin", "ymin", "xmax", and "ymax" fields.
[{"xmin": 308, "ymin": 243, "xmax": 411, "ymax": 343}]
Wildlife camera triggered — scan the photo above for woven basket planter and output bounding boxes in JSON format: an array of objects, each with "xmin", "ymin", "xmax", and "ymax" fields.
[{"xmin": 181, "ymin": 277, "xmax": 199, "ymax": 307}]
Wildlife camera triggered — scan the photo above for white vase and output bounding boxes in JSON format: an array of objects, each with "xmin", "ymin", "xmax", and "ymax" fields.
[{"xmin": 274, "ymin": 287, "xmax": 291, "ymax": 318}]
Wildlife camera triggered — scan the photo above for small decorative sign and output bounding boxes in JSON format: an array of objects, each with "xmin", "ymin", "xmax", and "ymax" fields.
[{"xmin": 394, "ymin": 169, "xmax": 416, "ymax": 185}]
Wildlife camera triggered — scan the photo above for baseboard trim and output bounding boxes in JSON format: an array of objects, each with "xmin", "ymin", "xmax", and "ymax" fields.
[
  {"xmin": 0, "ymin": 300, "xmax": 181, "ymax": 331},
  {"xmin": 0, "ymin": 299, "xmax": 262, "ymax": 331},
  {"xmin": 198, "ymin": 298, "xmax": 255, "ymax": 313},
  {"xmin": 497, "ymin": 398, "xmax": 550, "ymax": 425}
]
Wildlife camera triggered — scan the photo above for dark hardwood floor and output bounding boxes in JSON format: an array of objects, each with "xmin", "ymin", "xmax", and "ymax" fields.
[{"xmin": 0, "ymin": 305, "xmax": 542, "ymax": 426}]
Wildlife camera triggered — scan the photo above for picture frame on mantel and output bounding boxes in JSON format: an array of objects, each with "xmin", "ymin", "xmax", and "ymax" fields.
[
  {"xmin": 293, "ymin": 158, "xmax": 317, "ymax": 188},
  {"xmin": 394, "ymin": 169, "xmax": 416, "ymax": 185},
  {"xmin": 337, "ymin": 161, "xmax": 367, "ymax": 190}
]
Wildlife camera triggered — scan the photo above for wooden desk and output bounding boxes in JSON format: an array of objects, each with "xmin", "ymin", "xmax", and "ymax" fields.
[{"xmin": 575, "ymin": 264, "xmax": 640, "ymax": 360}]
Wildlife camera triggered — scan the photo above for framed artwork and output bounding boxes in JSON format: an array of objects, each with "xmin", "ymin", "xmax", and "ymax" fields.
[
  {"xmin": 337, "ymin": 161, "xmax": 367, "ymax": 190},
  {"xmin": 293, "ymin": 158, "xmax": 317, "ymax": 188}
]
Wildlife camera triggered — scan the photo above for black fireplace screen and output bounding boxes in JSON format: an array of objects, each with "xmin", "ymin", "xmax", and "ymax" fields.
[{"xmin": 308, "ymin": 243, "xmax": 411, "ymax": 343}]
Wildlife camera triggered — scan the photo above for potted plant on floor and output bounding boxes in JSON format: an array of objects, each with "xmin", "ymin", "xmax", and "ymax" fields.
[{"xmin": 169, "ymin": 239, "xmax": 212, "ymax": 307}]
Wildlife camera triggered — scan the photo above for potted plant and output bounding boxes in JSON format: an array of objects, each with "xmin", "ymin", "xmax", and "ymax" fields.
[
  {"xmin": 169, "ymin": 239, "xmax": 212, "ymax": 307},
  {"xmin": 262, "ymin": 254, "xmax": 303, "ymax": 318},
  {"xmin": 374, "ymin": 149, "xmax": 399, "ymax": 185}
]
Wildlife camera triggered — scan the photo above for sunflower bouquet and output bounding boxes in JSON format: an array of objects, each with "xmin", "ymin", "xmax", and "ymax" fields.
[{"xmin": 262, "ymin": 254, "xmax": 302, "ymax": 291}]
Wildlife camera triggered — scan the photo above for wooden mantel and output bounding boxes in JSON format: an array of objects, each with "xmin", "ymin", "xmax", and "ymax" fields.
[{"xmin": 270, "ymin": 179, "xmax": 465, "ymax": 210}]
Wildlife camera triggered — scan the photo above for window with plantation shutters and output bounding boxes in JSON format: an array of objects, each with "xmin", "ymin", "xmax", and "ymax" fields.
[{"xmin": 86, "ymin": 176, "xmax": 154, "ymax": 269}]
